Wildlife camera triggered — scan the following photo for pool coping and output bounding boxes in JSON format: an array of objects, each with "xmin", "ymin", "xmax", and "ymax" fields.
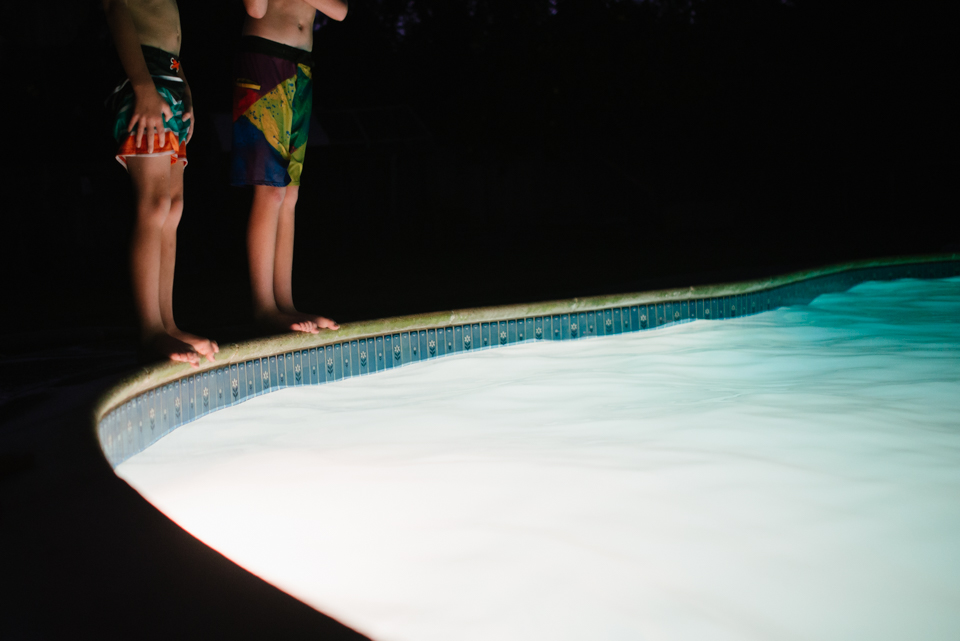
[{"xmin": 92, "ymin": 253, "xmax": 960, "ymax": 466}]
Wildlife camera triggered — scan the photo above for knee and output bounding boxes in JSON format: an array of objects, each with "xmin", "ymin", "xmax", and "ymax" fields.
[
  {"xmin": 137, "ymin": 190, "xmax": 173, "ymax": 228},
  {"xmin": 167, "ymin": 193, "xmax": 184, "ymax": 227},
  {"xmin": 256, "ymin": 186, "xmax": 287, "ymax": 209},
  {"xmin": 278, "ymin": 188, "xmax": 299, "ymax": 221}
]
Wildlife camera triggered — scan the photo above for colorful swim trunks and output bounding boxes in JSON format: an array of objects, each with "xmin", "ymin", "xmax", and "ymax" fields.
[
  {"xmin": 231, "ymin": 36, "xmax": 314, "ymax": 187},
  {"xmin": 108, "ymin": 45, "xmax": 189, "ymax": 169}
]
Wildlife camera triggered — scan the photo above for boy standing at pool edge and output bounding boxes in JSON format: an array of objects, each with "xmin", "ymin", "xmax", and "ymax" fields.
[
  {"xmin": 233, "ymin": 0, "xmax": 347, "ymax": 334},
  {"xmin": 104, "ymin": 0, "xmax": 218, "ymax": 366}
]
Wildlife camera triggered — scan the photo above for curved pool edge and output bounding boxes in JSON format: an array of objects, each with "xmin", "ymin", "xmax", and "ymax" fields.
[{"xmin": 93, "ymin": 253, "xmax": 960, "ymax": 468}]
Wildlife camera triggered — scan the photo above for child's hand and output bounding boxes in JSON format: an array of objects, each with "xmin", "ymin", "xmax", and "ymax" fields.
[
  {"xmin": 129, "ymin": 85, "xmax": 173, "ymax": 154},
  {"xmin": 182, "ymin": 93, "xmax": 195, "ymax": 144}
]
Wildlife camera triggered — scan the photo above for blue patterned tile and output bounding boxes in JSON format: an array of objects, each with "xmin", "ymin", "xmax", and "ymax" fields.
[
  {"xmin": 250, "ymin": 360, "xmax": 262, "ymax": 396},
  {"xmin": 413, "ymin": 330, "xmax": 424, "ymax": 358},
  {"xmin": 357, "ymin": 339, "xmax": 369, "ymax": 375},
  {"xmin": 172, "ymin": 379, "xmax": 184, "ymax": 427},
  {"xmin": 306, "ymin": 349, "xmax": 317, "ymax": 383},
  {"xmin": 292, "ymin": 352, "xmax": 303, "ymax": 386},
  {"xmin": 445, "ymin": 327, "xmax": 456, "ymax": 355},
  {"xmin": 418, "ymin": 330, "xmax": 428, "ymax": 359},
  {"xmin": 349, "ymin": 340, "xmax": 361, "ymax": 376},
  {"xmin": 227, "ymin": 365, "xmax": 240, "ymax": 404},
  {"xmin": 331, "ymin": 343, "xmax": 343, "ymax": 380},
  {"xmin": 274, "ymin": 354, "xmax": 286, "ymax": 389},
  {"xmin": 470, "ymin": 324, "xmax": 481, "ymax": 351},
  {"xmin": 181, "ymin": 374, "xmax": 194, "ymax": 421},
  {"xmin": 214, "ymin": 367, "xmax": 226, "ymax": 408},
  {"xmin": 383, "ymin": 334, "xmax": 395, "ymax": 369},
  {"xmin": 548, "ymin": 315, "xmax": 559, "ymax": 340},
  {"xmin": 266, "ymin": 356, "xmax": 277, "ymax": 391},
  {"xmin": 283, "ymin": 353, "xmax": 295, "ymax": 387},
  {"xmin": 450, "ymin": 325, "xmax": 461, "ymax": 353}
]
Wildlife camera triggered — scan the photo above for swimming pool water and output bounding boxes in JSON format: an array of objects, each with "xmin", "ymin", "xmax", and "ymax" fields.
[{"xmin": 117, "ymin": 277, "xmax": 960, "ymax": 640}]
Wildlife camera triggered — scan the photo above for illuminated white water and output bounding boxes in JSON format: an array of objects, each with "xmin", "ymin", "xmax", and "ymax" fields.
[{"xmin": 118, "ymin": 278, "xmax": 960, "ymax": 641}]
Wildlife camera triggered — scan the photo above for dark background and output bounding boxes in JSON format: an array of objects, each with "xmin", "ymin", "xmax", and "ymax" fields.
[
  {"xmin": 0, "ymin": 2, "xmax": 955, "ymax": 634},
  {"xmin": 0, "ymin": 0, "xmax": 955, "ymax": 344}
]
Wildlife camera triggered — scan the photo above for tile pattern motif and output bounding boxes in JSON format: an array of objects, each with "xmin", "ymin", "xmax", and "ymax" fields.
[{"xmin": 98, "ymin": 260, "xmax": 960, "ymax": 467}]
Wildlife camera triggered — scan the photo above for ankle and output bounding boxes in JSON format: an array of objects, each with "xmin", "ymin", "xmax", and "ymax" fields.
[
  {"xmin": 140, "ymin": 325, "xmax": 168, "ymax": 343},
  {"xmin": 253, "ymin": 304, "xmax": 281, "ymax": 320}
]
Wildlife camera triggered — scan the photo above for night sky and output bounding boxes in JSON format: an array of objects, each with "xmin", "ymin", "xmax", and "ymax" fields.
[{"xmin": 1, "ymin": 0, "xmax": 954, "ymax": 341}]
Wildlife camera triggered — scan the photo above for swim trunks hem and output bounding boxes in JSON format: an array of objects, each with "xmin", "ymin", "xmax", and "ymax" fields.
[
  {"xmin": 116, "ymin": 150, "xmax": 184, "ymax": 170},
  {"xmin": 230, "ymin": 179, "xmax": 291, "ymax": 188}
]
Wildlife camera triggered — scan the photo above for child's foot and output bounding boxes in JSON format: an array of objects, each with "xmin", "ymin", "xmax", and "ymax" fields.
[
  {"xmin": 142, "ymin": 332, "xmax": 200, "ymax": 368},
  {"xmin": 256, "ymin": 309, "xmax": 321, "ymax": 334},
  {"xmin": 171, "ymin": 329, "xmax": 220, "ymax": 363},
  {"xmin": 286, "ymin": 310, "xmax": 340, "ymax": 331}
]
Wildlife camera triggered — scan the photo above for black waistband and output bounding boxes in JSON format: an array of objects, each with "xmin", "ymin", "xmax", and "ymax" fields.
[
  {"xmin": 239, "ymin": 36, "xmax": 314, "ymax": 67},
  {"xmin": 141, "ymin": 45, "xmax": 182, "ymax": 78}
]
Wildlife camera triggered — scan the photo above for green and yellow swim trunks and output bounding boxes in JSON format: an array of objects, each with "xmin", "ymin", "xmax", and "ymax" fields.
[{"xmin": 231, "ymin": 36, "xmax": 314, "ymax": 187}]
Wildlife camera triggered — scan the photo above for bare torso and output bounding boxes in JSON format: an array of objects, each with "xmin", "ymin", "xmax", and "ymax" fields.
[
  {"xmin": 125, "ymin": 0, "xmax": 182, "ymax": 55},
  {"xmin": 243, "ymin": 0, "xmax": 317, "ymax": 52}
]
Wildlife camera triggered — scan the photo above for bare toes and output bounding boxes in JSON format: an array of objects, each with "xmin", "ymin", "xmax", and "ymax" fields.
[
  {"xmin": 317, "ymin": 317, "xmax": 339, "ymax": 330},
  {"xmin": 200, "ymin": 342, "xmax": 217, "ymax": 361},
  {"xmin": 170, "ymin": 352, "xmax": 199, "ymax": 368}
]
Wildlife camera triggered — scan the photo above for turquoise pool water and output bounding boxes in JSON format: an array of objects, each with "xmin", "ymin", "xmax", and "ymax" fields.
[{"xmin": 118, "ymin": 276, "xmax": 960, "ymax": 641}]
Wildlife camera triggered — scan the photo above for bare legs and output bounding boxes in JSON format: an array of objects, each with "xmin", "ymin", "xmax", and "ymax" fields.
[
  {"xmin": 128, "ymin": 156, "xmax": 217, "ymax": 366},
  {"xmin": 157, "ymin": 162, "xmax": 219, "ymax": 362},
  {"xmin": 247, "ymin": 184, "xmax": 338, "ymax": 333}
]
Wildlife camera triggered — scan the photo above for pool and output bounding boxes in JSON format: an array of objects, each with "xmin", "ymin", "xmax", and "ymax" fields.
[{"xmin": 113, "ymin": 272, "xmax": 960, "ymax": 640}]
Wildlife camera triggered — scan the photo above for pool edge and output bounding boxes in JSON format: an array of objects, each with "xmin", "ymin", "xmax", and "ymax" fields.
[{"xmin": 93, "ymin": 253, "xmax": 960, "ymax": 467}]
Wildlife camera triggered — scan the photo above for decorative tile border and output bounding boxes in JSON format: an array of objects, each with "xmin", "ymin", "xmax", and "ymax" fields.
[{"xmin": 94, "ymin": 255, "xmax": 960, "ymax": 468}]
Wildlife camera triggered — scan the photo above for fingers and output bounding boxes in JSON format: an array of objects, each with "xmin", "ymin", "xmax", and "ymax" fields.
[
  {"xmin": 129, "ymin": 116, "xmax": 156, "ymax": 152},
  {"xmin": 181, "ymin": 109, "xmax": 194, "ymax": 144},
  {"xmin": 146, "ymin": 120, "xmax": 155, "ymax": 153},
  {"xmin": 129, "ymin": 91, "xmax": 173, "ymax": 153},
  {"xmin": 132, "ymin": 115, "xmax": 143, "ymax": 150}
]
